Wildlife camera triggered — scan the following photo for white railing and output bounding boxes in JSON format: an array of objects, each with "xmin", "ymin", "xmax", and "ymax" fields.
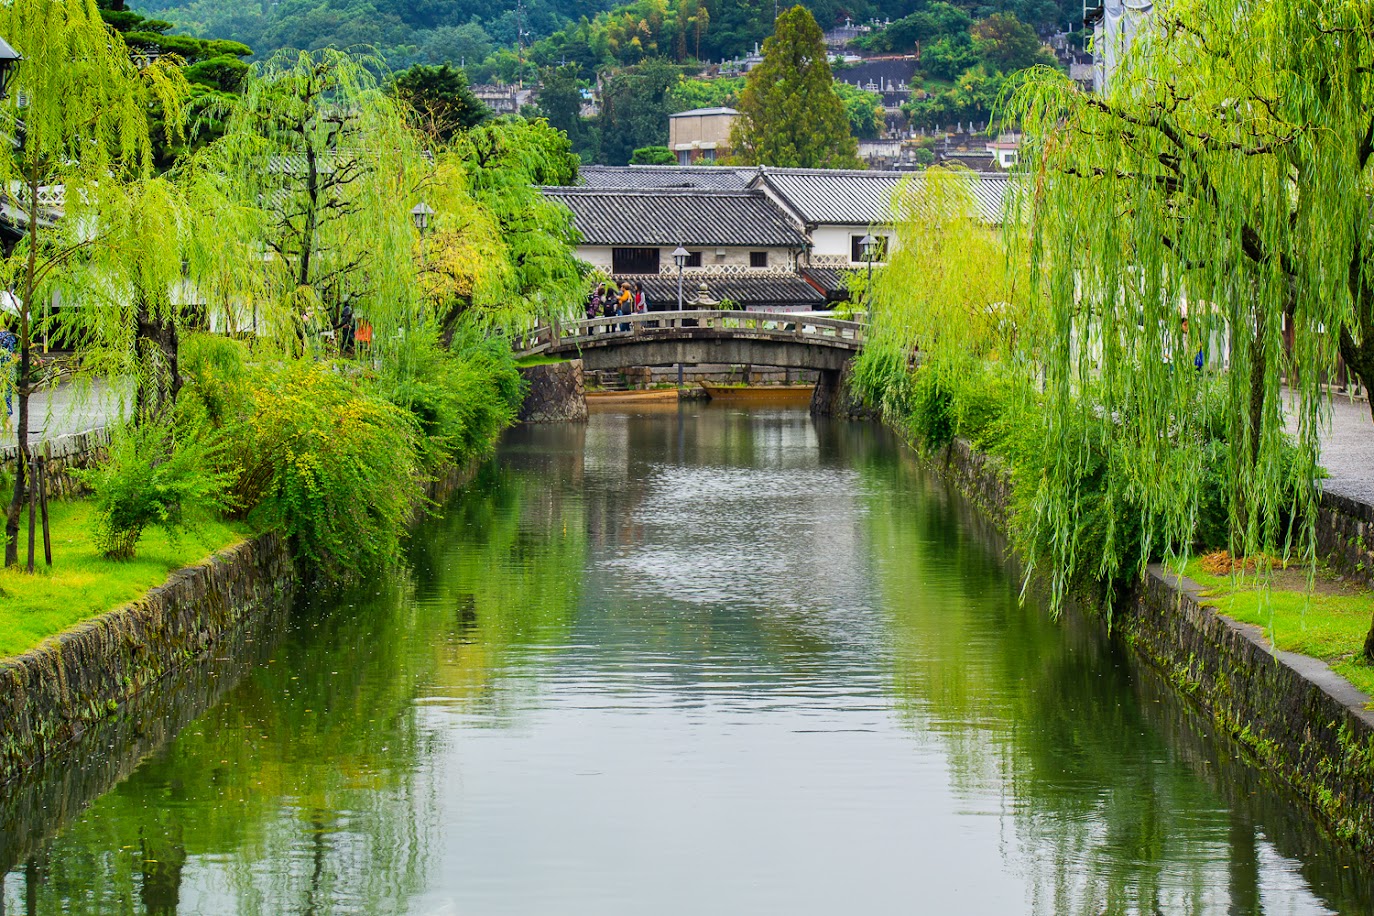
[{"xmin": 513, "ymin": 310, "xmax": 866, "ymax": 358}]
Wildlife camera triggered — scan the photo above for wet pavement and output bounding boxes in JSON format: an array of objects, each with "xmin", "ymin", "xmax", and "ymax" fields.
[{"xmin": 0, "ymin": 379, "xmax": 123, "ymax": 449}]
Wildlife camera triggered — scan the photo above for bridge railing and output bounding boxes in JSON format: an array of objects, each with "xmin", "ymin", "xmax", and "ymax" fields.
[{"xmin": 512, "ymin": 310, "xmax": 866, "ymax": 357}]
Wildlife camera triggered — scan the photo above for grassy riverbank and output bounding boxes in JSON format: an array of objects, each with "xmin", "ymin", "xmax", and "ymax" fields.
[
  {"xmin": 0, "ymin": 500, "xmax": 247, "ymax": 658},
  {"xmin": 1183, "ymin": 557, "xmax": 1374, "ymax": 700}
]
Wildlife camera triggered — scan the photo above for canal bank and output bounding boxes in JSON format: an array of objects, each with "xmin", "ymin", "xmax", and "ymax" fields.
[
  {"xmin": 926, "ymin": 434, "xmax": 1374, "ymax": 855},
  {"xmin": 5, "ymin": 405, "xmax": 1372, "ymax": 913},
  {"xmin": 0, "ymin": 452, "xmax": 484, "ymax": 788}
]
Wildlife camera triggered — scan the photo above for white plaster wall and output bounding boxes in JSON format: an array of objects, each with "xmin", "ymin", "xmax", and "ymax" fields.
[
  {"xmin": 575, "ymin": 244, "xmax": 797, "ymax": 273},
  {"xmin": 809, "ymin": 226, "xmax": 896, "ymax": 265}
]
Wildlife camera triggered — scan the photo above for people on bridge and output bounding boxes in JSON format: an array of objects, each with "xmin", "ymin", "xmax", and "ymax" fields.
[{"xmin": 617, "ymin": 282, "xmax": 633, "ymax": 332}]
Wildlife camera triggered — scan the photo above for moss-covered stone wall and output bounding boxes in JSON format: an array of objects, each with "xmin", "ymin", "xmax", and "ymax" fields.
[
  {"xmin": 923, "ymin": 435, "xmax": 1374, "ymax": 855},
  {"xmin": 0, "ymin": 533, "xmax": 297, "ymax": 786},
  {"xmin": 1318, "ymin": 490, "xmax": 1374, "ymax": 591},
  {"xmin": 0, "ymin": 429, "xmax": 110, "ymax": 500}
]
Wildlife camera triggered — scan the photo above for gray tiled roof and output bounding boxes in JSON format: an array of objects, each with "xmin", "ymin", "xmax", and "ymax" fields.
[
  {"xmin": 577, "ymin": 165, "xmax": 759, "ymax": 191},
  {"xmin": 801, "ymin": 267, "xmax": 857, "ymax": 298},
  {"xmin": 544, "ymin": 188, "xmax": 808, "ymax": 248},
  {"xmin": 616, "ymin": 273, "xmax": 826, "ymax": 308},
  {"xmin": 755, "ymin": 167, "xmax": 1011, "ymax": 226}
]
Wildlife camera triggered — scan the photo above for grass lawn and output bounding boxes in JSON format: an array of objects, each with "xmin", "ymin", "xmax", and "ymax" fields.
[
  {"xmin": 1181, "ymin": 557, "xmax": 1374, "ymax": 701},
  {"xmin": 0, "ymin": 500, "xmax": 248, "ymax": 660}
]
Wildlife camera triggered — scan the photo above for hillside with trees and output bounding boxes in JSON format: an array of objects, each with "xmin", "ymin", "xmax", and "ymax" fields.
[{"xmin": 133, "ymin": 0, "xmax": 1079, "ymax": 75}]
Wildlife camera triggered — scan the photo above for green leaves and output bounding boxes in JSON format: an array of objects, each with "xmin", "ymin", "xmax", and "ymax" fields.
[{"xmin": 80, "ymin": 417, "xmax": 235, "ymax": 560}]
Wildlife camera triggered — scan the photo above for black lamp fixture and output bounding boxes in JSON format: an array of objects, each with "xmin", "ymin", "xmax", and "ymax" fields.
[{"xmin": 0, "ymin": 36, "xmax": 22, "ymax": 101}]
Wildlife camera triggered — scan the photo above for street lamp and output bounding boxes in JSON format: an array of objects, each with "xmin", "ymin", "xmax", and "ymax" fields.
[
  {"xmin": 860, "ymin": 233, "xmax": 879, "ymax": 321},
  {"xmin": 672, "ymin": 246, "xmax": 689, "ymax": 310},
  {"xmin": 672, "ymin": 246, "xmax": 690, "ymax": 388},
  {"xmin": 410, "ymin": 202, "xmax": 436, "ymax": 333},
  {"xmin": 411, "ymin": 201, "xmax": 435, "ymax": 233},
  {"xmin": 0, "ymin": 37, "xmax": 22, "ymax": 101}
]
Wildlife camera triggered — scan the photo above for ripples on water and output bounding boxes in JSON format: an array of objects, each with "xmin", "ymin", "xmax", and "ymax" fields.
[{"xmin": 2, "ymin": 405, "xmax": 1371, "ymax": 914}]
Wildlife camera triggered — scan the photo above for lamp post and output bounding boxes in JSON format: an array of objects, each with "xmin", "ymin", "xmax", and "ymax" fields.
[
  {"xmin": 410, "ymin": 202, "xmax": 435, "ymax": 333},
  {"xmin": 672, "ymin": 246, "xmax": 689, "ymax": 388},
  {"xmin": 0, "ymin": 37, "xmax": 22, "ymax": 101},
  {"xmin": 860, "ymin": 233, "xmax": 879, "ymax": 324}
]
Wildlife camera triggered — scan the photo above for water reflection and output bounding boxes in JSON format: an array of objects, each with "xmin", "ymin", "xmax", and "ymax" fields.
[{"xmin": 3, "ymin": 405, "xmax": 1371, "ymax": 914}]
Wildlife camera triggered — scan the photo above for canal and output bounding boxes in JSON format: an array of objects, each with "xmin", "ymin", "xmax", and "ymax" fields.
[{"xmin": 3, "ymin": 405, "xmax": 1372, "ymax": 914}]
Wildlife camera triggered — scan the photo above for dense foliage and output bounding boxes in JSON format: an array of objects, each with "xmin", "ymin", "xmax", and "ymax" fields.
[
  {"xmin": 80, "ymin": 416, "xmax": 234, "ymax": 559},
  {"xmin": 4, "ymin": 17, "xmax": 576, "ymax": 583},
  {"xmin": 133, "ymin": 0, "xmax": 1076, "ymax": 76},
  {"xmin": 1, "ymin": 0, "xmax": 189, "ymax": 568},
  {"xmin": 1003, "ymin": 0, "xmax": 1374, "ymax": 650},
  {"xmin": 851, "ymin": 168, "xmax": 1305, "ymax": 618}
]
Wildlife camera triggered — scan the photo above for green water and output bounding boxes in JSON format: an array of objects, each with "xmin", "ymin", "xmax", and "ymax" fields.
[{"xmin": 2, "ymin": 405, "xmax": 1371, "ymax": 914}]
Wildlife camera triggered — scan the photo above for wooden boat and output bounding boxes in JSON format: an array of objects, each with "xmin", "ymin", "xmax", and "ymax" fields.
[
  {"xmin": 586, "ymin": 388, "xmax": 681, "ymax": 404},
  {"xmin": 698, "ymin": 382, "xmax": 815, "ymax": 405}
]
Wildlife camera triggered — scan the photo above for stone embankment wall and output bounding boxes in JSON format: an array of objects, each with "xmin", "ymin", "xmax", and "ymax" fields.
[
  {"xmin": 0, "ymin": 429, "xmax": 110, "ymax": 499},
  {"xmin": 0, "ymin": 534, "xmax": 297, "ymax": 786},
  {"xmin": 927, "ymin": 435, "xmax": 1374, "ymax": 854},
  {"xmin": 519, "ymin": 359, "xmax": 588, "ymax": 423},
  {"xmin": 810, "ymin": 363, "xmax": 876, "ymax": 419},
  {"xmin": 1318, "ymin": 490, "xmax": 1374, "ymax": 591}
]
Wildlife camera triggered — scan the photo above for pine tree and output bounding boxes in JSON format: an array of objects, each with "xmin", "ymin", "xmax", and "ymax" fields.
[{"xmin": 730, "ymin": 6, "xmax": 859, "ymax": 169}]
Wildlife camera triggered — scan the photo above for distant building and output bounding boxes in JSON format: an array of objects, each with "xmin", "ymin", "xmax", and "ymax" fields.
[
  {"xmin": 469, "ymin": 84, "xmax": 536, "ymax": 116},
  {"xmin": 541, "ymin": 165, "xmax": 1011, "ymax": 309},
  {"xmin": 985, "ymin": 134, "xmax": 1022, "ymax": 170},
  {"xmin": 542, "ymin": 182, "xmax": 824, "ymax": 310},
  {"xmin": 668, "ymin": 107, "xmax": 738, "ymax": 166}
]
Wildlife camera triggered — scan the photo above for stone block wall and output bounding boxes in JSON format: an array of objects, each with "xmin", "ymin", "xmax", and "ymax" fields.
[
  {"xmin": 519, "ymin": 360, "xmax": 588, "ymax": 423},
  {"xmin": 1119, "ymin": 569, "xmax": 1374, "ymax": 853},
  {"xmin": 0, "ymin": 429, "xmax": 110, "ymax": 499},
  {"xmin": 0, "ymin": 533, "xmax": 297, "ymax": 785},
  {"xmin": 1318, "ymin": 490, "xmax": 1374, "ymax": 590},
  {"xmin": 911, "ymin": 434, "xmax": 1374, "ymax": 854}
]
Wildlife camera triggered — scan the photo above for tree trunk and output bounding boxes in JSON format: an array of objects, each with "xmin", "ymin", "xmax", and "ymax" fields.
[
  {"xmin": 134, "ymin": 290, "xmax": 182, "ymax": 420},
  {"xmin": 437, "ymin": 295, "xmax": 472, "ymax": 349},
  {"xmin": 1338, "ymin": 323, "xmax": 1374, "ymax": 424},
  {"xmin": 5, "ymin": 172, "xmax": 39, "ymax": 568}
]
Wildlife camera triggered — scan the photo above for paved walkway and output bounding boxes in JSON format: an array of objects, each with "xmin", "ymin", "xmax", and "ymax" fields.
[
  {"xmin": 0, "ymin": 379, "xmax": 123, "ymax": 449},
  {"xmin": 1315, "ymin": 395, "xmax": 1374, "ymax": 506}
]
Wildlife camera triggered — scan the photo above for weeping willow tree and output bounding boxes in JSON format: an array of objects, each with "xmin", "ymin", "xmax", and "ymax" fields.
[
  {"xmin": 855, "ymin": 167, "xmax": 1038, "ymax": 436},
  {"xmin": 191, "ymin": 49, "xmax": 433, "ymax": 359},
  {"xmin": 1006, "ymin": 0, "xmax": 1374, "ymax": 631},
  {"xmin": 0, "ymin": 0, "xmax": 187, "ymax": 567},
  {"xmin": 447, "ymin": 116, "xmax": 585, "ymax": 331}
]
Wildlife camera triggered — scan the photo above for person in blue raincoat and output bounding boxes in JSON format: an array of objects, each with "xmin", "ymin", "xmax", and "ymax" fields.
[{"xmin": 0, "ymin": 320, "xmax": 16, "ymax": 424}]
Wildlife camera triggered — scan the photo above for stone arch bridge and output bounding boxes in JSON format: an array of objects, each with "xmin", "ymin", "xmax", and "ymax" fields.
[{"xmin": 512, "ymin": 310, "xmax": 867, "ymax": 414}]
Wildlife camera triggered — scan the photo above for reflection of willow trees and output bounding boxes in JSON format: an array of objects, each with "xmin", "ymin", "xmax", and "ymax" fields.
[
  {"xmin": 862, "ymin": 449, "xmax": 1332, "ymax": 915},
  {"xmin": 6, "ymin": 462, "xmax": 587, "ymax": 914},
  {"xmin": 12, "ymin": 580, "xmax": 437, "ymax": 915},
  {"xmin": 409, "ymin": 461, "xmax": 586, "ymax": 711}
]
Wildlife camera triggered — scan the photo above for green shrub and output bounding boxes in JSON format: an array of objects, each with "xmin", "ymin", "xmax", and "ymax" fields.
[
  {"xmin": 909, "ymin": 364, "xmax": 956, "ymax": 451},
  {"xmin": 224, "ymin": 362, "xmax": 422, "ymax": 579},
  {"xmin": 179, "ymin": 332, "xmax": 253, "ymax": 429},
  {"xmin": 79, "ymin": 418, "xmax": 234, "ymax": 560},
  {"xmin": 380, "ymin": 330, "xmax": 525, "ymax": 470}
]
